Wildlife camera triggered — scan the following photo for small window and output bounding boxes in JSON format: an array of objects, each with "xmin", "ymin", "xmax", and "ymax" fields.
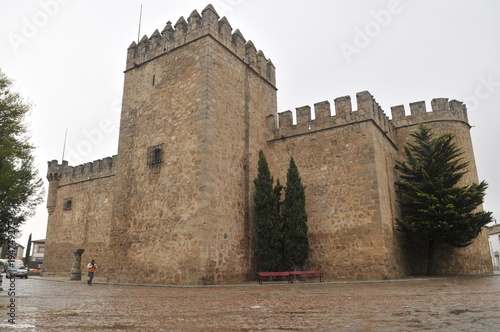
[
  {"xmin": 63, "ymin": 198, "xmax": 73, "ymax": 210},
  {"xmin": 152, "ymin": 75, "xmax": 156, "ymax": 86},
  {"xmin": 147, "ymin": 144, "xmax": 163, "ymax": 167}
]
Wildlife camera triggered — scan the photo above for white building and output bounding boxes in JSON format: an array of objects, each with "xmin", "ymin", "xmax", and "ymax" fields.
[
  {"xmin": 0, "ymin": 243, "xmax": 24, "ymax": 261},
  {"xmin": 487, "ymin": 225, "xmax": 500, "ymax": 270},
  {"xmin": 30, "ymin": 239, "xmax": 45, "ymax": 268}
]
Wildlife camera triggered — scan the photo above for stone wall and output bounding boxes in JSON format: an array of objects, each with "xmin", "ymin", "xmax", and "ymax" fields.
[
  {"xmin": 43, "ymin": 5, "xmax": 492, "ymax": 284},
  {"xmin": 266, "ymin": 91, "xmax": 411, "ymax": 280},
  {"xmin": 43, "ymin": 158, "xmax": 116, "ymax": 277},
  {"xmin": 206, "ymin": 37, "xmax": 277, "ymax": 282},
  {"xmin": 107, "ymin": 5, "xmax": 277, "ymax": 285},
  {"xmin": 391, "ymin": 99, "xmax": 492, "ymax": 275}
]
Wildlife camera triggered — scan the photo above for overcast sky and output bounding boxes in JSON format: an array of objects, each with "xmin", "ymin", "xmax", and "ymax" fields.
[{"xmin": 1, "ymin": 0, "xmax": 499, "ymax": 249}]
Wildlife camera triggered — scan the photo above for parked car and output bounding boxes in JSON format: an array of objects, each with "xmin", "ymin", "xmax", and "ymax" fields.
[
  {"xmin": 0, "ymin": 259, "xmax": 24, "ymax": 273},
  {"xmin": 5, "ymin": 263, "xmax": 28, "ymax": 279}
]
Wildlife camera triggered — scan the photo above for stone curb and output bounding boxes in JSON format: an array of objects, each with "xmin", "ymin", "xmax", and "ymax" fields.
[{"xmin": 26, "ymin": 273, "xmax": 500, "ymax": 289}]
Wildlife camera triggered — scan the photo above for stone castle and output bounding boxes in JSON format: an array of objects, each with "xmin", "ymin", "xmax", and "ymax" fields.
[{"xmin": 43, "ymin": 5, "xmax": 492, "ymax": 284}]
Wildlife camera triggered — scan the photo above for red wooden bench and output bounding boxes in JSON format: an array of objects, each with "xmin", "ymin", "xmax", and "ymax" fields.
[
  {"xmin": 289, "ymin": 271, "xmax": 323, "ymax": 283},
  {"xmin": 258, "ymin": 272, "xmax": 292, "ymax": 284}
]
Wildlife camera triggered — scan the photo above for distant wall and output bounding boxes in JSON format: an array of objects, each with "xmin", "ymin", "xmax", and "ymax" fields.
[
  {"xmin": 43, "ymin": 157, "xmax": 116, "ymax": 277},
  {"xmin": 264, "ymin": 93, "xmax": 492, "ymax": 279},
  {"xmin": 266, "ymin": 91, "xmax": 409, "ymax": 280}
]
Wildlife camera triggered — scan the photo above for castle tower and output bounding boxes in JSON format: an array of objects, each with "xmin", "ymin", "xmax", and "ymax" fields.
[
  {"xmin": 42, "ymin": 5, "xmax": 491, "ymax": 283},
  {"xmin": 107, "ymin": 5, "xmax": 277, "ymax": 284},
  {"xmin": 391, "ymin": 99, "xmax": 492, "ymax": 275},
  {"xmin": 43, "ymin": 160, "xmax": 65, "ymax": 275},
  {"xmin": 46, "ymin": 160, "xmax": 66, "ymax": 216}
]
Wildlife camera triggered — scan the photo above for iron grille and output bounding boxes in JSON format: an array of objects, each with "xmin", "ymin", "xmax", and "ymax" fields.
[{"xmin": 147, "ymin": 143, "xmax": 163, "ymax": 167}]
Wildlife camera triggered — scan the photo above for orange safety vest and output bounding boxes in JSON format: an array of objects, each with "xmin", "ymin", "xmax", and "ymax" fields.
[{"xmin": 88, "ymin": 264, "xmax": 96, "ymax": 272}]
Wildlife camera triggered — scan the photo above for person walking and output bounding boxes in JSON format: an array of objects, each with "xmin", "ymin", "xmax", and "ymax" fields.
[{"xmin": 87, "ymin": 260, "xmax": 98, "ymax": 285}]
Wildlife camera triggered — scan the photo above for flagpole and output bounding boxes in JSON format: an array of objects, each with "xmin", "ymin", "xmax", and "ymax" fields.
[
  {"xmin": 61, "ymin": 128, "xmax": 68, "ymax": 162},
  {"xmin": 138, "ymin": 5, "xmax": 143, "ymax": 44}
]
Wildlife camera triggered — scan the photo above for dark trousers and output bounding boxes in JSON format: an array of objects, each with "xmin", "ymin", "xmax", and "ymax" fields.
[{"xmin": 88, "ymin": 272, "xmax": 94, "ymax": 284}]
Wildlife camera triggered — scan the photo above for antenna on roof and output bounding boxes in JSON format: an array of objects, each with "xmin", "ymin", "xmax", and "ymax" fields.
[
  {"xmin": 137, "ymin": 4, "xmax": 143, "ymax": 44},
  {"xmin": 61, "ymin": 128, "xmax": 68, "ymax": 162}
]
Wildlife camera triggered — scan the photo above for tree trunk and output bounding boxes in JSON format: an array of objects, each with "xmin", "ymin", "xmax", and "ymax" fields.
[{"xmin": 427, "ymin": 240, "xmax": 434, "ymax": 276}]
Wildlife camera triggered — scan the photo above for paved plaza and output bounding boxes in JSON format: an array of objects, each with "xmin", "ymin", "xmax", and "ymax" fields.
[{"xmin": 0, "ymin": 274, "xmax": 499, "ymax": 331}]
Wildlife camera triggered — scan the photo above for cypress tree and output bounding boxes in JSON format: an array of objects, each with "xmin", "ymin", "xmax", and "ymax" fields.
[
  {"xmin": 395, "ymin": 124, "xmax": 492, "ymax": 275},
  {"xmin": 282, "ymin": 156, "xmax": 309, "ymax": 270},
  {"xmin": 273, "ymin": 179, "xmax": 283, "ymax": 218},
  {"xmin": 253, "ymin": 150, "xmax": 282, "ymax": 271},
  {"xmin": 24, "ymin": 233, "xmax": 32, "ymax": 266}
]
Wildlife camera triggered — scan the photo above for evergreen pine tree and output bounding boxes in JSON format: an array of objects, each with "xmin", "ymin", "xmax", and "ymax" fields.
[
  {"xmin": 253, "ymin": 150, "xmax": 282, "ymax": 271},
  {"xmin": 282, "ymin": 156, "xmax": 309, "ymax": 270},
  {"xmin": 395, "ymin": 124, "xmax": 492, "ymax": 275}
]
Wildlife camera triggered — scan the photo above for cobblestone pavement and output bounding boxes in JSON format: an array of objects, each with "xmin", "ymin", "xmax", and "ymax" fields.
[{"xmin": 0, "ymin": 274, "xmax": 500, "ymax": 331}]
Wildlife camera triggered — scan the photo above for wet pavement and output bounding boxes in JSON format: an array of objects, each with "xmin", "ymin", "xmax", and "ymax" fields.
[{"xmin": 0, "ymin": 274, "xmax": 500, "ymax": 331}]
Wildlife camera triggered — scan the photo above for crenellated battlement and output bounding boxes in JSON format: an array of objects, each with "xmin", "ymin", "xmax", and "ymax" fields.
[
  {"xmin": 47, "ymin": 156, "xmax": 117, "ymax": 185},
  {"xmin": 125, "ymin": 4, "xmax": 276, "ymax": 85},
  {"xmin": 390, "ymin": 98, "xmax": 469, "ymax": 128},
  {"xmin": 44, "ymin": 4, "xmax": 491, "ymax": 284},
  {"xmin": 273, "ymin": 93, "xmax": 470, "ymax": 142},
  {"xmin": 274, "ymin": 91, "xmax": 395, "ymax": 142},
  {"xmin": 47, "ymin": 160, "xmax": 68, "ymax": 181}
]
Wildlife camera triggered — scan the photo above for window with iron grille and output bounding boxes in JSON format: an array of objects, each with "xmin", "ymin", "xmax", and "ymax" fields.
[{"xmin": 147, "ymin": 143, "xmax": 163, "ymax": 167}]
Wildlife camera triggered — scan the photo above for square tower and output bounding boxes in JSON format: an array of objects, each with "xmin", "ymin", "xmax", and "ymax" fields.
[{"xmin": 107, "ymin": 5, "xmax": 277, "ymax": 284}]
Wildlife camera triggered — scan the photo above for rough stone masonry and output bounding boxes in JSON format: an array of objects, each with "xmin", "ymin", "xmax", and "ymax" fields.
[{"xmin": 42, "ymin": 4, "xmax": 492, "ymax": 284}]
